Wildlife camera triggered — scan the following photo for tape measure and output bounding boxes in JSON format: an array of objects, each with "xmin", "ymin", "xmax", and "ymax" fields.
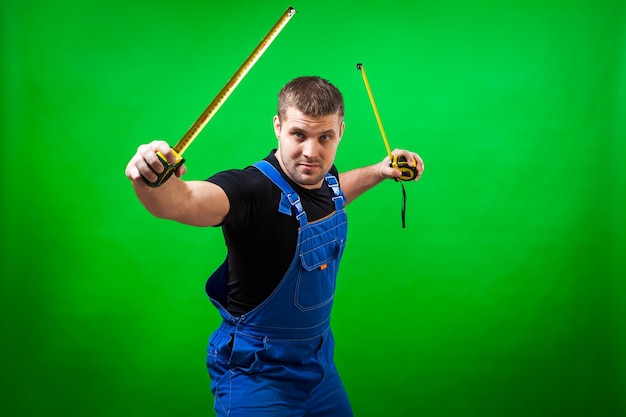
[
  {"xmin": 357, "ymin": 63, "xmax": 418, "ymax": 227},
  {"xmin": 356, "ymin": 63, "xmax": 418, "ymax": 181},
  {"xmin": 146, "ymin": 6, "xmax": 297, "ymax": 187}
]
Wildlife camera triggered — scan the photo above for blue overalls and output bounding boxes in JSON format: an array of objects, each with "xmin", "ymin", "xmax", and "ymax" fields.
[{"xmin": 206, "ymin": 161, "xmax": 352, "ymax": 417}]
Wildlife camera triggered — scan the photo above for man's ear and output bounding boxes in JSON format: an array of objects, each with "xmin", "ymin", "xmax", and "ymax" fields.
[{"xmin": 273, "ymin": 115, "xmax": 281, "ymax": 138}]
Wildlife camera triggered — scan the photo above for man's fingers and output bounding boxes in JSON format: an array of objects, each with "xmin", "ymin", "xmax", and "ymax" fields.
[
  {"xmin": 140, "ymin": 145, "xmax": 167, "ymax": 174},
  {"xmin": 136, "ymin": 157, "xmax": 158, "ymax": 183}
]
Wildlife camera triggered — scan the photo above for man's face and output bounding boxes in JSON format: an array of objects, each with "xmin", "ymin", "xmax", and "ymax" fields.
[{"xmin": 274, "ymin": 107, "xmax": 344, "ymax": 189}]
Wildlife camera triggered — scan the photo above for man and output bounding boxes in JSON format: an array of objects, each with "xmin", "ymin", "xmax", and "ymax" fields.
[{"xmin": 125, "ymin": 76, "xmax": 424, "ymax": 416}]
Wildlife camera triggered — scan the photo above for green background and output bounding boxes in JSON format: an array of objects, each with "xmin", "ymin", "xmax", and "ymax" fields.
[{"xmin": 1, "ymin": 0, "xmax": 624, "ymax": 416}]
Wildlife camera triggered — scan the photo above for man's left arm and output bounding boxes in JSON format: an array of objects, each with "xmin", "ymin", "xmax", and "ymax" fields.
[{"xmin": 339, "ymin": 149, "xmax": 424, "ymax": 205}]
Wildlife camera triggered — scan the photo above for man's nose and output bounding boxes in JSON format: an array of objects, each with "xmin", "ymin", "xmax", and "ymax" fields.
[{"xmin": 302, "ymin": 139, "xmax": 319, "ymax": 158}]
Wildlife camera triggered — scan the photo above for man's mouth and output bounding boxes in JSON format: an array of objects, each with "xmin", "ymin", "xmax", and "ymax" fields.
[{"xmin": 299, "ymin": 162, "xmax": 320, "ymax": 170}]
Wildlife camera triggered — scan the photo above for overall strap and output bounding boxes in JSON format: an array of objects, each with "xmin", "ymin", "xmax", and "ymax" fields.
[
  {"xmin": 323, "ymin": 173, "xmax": 345, "ymax": 212},
  {"xmin": 253, "ymin": 160, "xmax": 308, "ymax": 227}
]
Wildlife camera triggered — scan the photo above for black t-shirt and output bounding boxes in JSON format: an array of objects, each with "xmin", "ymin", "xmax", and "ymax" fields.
[{"xmin": 207, "ymin": 150, "xmax": 340, "ymax": 316}]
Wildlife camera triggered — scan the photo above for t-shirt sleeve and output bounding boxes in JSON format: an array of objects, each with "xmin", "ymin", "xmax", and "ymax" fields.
[{"xmin": 207, "ymin": 168, "xmax": 276, "ymax": 226}]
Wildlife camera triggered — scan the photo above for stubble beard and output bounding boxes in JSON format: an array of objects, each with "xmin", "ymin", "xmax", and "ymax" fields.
[
  {"xmin": 286, "ymin": 161, "xmax": 327, "ymax": 187},
  {"xmin": 278, "ymin": 150, "xmax": 327, "ymax": 188}
]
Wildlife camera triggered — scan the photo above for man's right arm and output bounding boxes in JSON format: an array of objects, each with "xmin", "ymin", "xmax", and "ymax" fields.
[{"xmin": 125, "ymin": 140, "xmax": 229, "ymax": 227}]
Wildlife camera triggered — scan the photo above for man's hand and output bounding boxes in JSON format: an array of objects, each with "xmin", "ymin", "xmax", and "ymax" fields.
[
  {"xmin": 125, "ymin": 140, "xmax": 187, "ymax": 190},
  {"xmin": 377, "ymin": 149, "xmax": 425, "ymax": 181}
]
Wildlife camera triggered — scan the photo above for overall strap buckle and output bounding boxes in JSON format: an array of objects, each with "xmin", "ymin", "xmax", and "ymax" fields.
[
  {"xmin": 253, "ymin": 160, "xmax": 308, "ymax": 226},
  {"xmin": 324, "ymin": 173, "xmax": 345, "ymax": 211}
]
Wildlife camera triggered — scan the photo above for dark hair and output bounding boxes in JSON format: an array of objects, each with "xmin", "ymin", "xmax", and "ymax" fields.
[{"xmin": 277, "ymin": 76, "xmax": 344, "ymax": 120}]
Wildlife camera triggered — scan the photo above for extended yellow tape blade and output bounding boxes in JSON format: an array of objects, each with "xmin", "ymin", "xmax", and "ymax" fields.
[
  {"xmin": 173, "ymin": 6, "xmax": 297, "ymax": 155},
  {"xmin": 357, "ymin": 63, "xmax": 393, "ymax": 160}
]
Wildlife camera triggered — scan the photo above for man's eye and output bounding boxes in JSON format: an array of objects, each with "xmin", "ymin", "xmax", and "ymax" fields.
[
  {"xmin": 294, "ymin": 132, "xmax": 305, "ymax": 139},
  {"xmin": 321, "ymin": 134, "xmax": 331, "ymax": 141}
]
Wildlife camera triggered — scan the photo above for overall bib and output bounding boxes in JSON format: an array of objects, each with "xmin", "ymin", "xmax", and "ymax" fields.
[{"xmin": 206, "ymin": 161, "xmax": 352, "ymax": 417}]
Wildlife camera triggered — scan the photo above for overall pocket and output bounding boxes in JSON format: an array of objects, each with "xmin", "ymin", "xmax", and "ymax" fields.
[
  {"xmin": 295, "ymin": 239, "xmax": 341, "ymax": 311},
  {"xmin": 207, "ymin": 327, "xmax": 264, "ymax": 372}
]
